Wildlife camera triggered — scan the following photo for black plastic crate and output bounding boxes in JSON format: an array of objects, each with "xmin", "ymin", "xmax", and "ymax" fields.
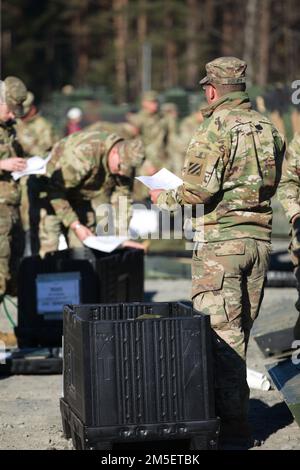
[
  {"xmin": 60, "ymin": 398, "xmax": 219, "ymax": 450},
  {"xmin": 266, "ymin": 270, "xmax": 297, "ymax": 288},
  {"xmin": 15, "ymin": 247, "xmax": 144, "ymax": 348},
  {"xmin": 62, "ymin": 302, "xmax": 219, "ymax": 449}
]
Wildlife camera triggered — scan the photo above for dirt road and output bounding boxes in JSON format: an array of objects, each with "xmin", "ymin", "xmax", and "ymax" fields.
[{"xmin": 0, "ymin": 281, "xmax": 299, "ymax": 450}]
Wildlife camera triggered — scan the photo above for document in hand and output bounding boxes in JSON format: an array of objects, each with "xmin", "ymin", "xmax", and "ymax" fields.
[
  {"xmin": 135, "ymin": 168, "xmax": 183, "ymax": 190},
  {"xmin": 129, "ymin": 208, "xmax": 158, "ymax": 238},
  {"xmin": 12, "ymin": 154, "xmax": 52, "ymax": 181},
  {"xmin": 83, "ymin": 235, "xmax": 128, "ymax": 253}
]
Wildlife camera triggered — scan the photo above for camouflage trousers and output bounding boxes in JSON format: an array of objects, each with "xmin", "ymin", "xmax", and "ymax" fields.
[
  {"xmin": 192, "ymin": 238, "xmax": 271, "ymax": 423},
  {"xmin": 0, "ymin": 204, "xmax": 24, "ymax": 297},
  {"xmin": 37, "ymin": 199, "xmax": 96, "ymax": 257}
]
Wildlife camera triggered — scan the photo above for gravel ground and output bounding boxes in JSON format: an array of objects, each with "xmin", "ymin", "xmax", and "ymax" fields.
[{"xmin": 0, "ymin": 280, "xmax": 300, "ymax": 450}]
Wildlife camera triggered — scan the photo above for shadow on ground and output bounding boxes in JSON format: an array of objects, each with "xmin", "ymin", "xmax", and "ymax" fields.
[
  {"xmin": 249, "ymin": 398, "xmax": 293, "ymax": 442},
  {"xmin": 220, "ymin": 399, "xmax": 294, "ymax": 450}
]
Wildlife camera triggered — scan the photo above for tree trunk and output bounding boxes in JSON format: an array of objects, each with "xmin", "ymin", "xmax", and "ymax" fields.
[
  {"xmin": 70, "ymin": 1, "xmax": 90, "ymax": 87},
  {"xmin": 137, "ymin": 0, "xmax": 147, "ymax": 94},
  {"xmin": 243, "ymin": 0, "xmax": 258, "ymax": 85},
  {"xmin": 204, "ymin": 0, "xmax": 215, "ymax": 33},
  {"xmin": 283, "ymin": 0, "xmax": 295, "ymax": 82},
  {"xmin": 257, "ymin": 0, "xmax": 270, "ymax": 86},
  {"xmin": 113, "ymin": 0, "xmax": 128, "ymax": 103},
  {"xmin": 221, "ymin": 0, "xmax": 235, "ymax": 56},
  {"xmin": 78, "ymin": 28, "xmax": 89, "ymax": 87},
  {"xmin": 1, "ymin": 31, "xmax": 12, "ymax": 64},
  {"xmin": 164, "ymin": 2, "xmax": 178, "ymax": 88},
  {"xmin": 186, "ymin": 0, "xmax": 199, "ymax": 88}
]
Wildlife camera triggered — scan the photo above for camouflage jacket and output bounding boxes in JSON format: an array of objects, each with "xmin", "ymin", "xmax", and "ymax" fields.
[
  {"xmin": 164, "ymin": 115, "xmax": 184, "ymax": 175},
  {"xmin": 128, "ymin": 110, "xmax": 168, "ymax": 168},
  {"xmin": 46, "ymin": 130, "xmax": 133, "ymax": 228},
  {"xmin": 277, "ymin": 133, "xmax": 300, "ymax": 222},
  {"xmin": 158, "ymin": 91, "xmax": 285, "ymax": 242},
  {"xmin": 15, "ymin": 114, "xmax": 58, "ymax": 203},
  {"xmin": 179, "ymin": 113, "xmax": 202, "ymax": 153},
  {"xmin": 15, "ymin": 113, "xmax": 57, "ymax": 156},
  {"xmin": 0, "ymin": 120, "xmax": 25, "ymax": 205}
]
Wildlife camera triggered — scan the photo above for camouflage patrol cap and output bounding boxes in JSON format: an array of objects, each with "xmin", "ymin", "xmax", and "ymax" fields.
[
  {"xmin": 3, "ymin": 76, "xmax": 27, "ymax": 117},
  {"xmin": 118, "ymin": 138, "xmax": 145, "ymax": 177},
  {"xmin": 105, "ymin": 132, "xmax": 123, "ymax": 154},
  {"xmin": 23, "ymin": 91, "xmax": 35, "ymax": 115},
  {"xmin": 142, "ymin": 90, "xmax": 159, "ymax": 102},
  {"xmin": 199, "ymin": 57, "xmax": 247, "ymax": 86}
]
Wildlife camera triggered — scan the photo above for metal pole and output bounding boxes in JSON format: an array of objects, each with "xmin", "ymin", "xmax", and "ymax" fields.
[{"xmin": 142, "ymin": 41, "xmax": 152, "ymax": 93}]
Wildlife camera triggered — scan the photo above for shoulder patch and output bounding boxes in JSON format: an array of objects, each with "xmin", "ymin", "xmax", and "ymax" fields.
[{"xmin": 188, "ymin": 161, "xmax": 203, "ymax": 176}]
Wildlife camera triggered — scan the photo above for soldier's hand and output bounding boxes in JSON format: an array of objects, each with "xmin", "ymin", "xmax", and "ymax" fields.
[
  {"xmin": 122, "ymin": 240, "xmax": 148, "ymax": 252},
  {"xmin": 150, "ymin": 189, "xmax": 163, "ymax": 204},
  {"xmin": 0, "ymin": 157, "xmax": 27, "ymax": 172},
  {"xmin": 70, "ymin": 221, "xmax": 93, "ymax": 242}
]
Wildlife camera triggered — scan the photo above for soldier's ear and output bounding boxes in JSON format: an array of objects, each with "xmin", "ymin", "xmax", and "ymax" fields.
[{"xmin": 208, "ymin": 84, "xmax": 218, "ymax": 102}]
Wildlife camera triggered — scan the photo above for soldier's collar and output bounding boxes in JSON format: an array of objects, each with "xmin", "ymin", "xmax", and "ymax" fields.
[
  {"xmin": 201, "ymin": 91, "xmax": 251, "ymax": 118},
  {"xmin": 23, "ymin": 111, "xmax": 40, "ymax": 123}
]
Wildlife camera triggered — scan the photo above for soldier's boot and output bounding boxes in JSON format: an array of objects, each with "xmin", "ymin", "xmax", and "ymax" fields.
[
  {"xmin": 219, "ymin": 420, "xmax": 261, "ymax": 448},
  {"xmin": 0, "ymin": 330, "xmax": 17, "ymax": 347}
]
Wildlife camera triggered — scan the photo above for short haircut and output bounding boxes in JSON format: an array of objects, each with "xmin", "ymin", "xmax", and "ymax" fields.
[{"xmin": 214, "ymin": 83, "xmax": 246, "ymax": 96}]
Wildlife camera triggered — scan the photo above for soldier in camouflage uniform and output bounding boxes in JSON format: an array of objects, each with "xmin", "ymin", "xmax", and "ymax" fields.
[
  {"xmin": 161, "ymin": 105, "xmax": 206, "ymax": 177},
  {"xmin": 256, "ymin": 95, "xmax": 286, "ymax": 140},
  {"xmin": 160, "ymin": 102, "xmax": 182, "ymax": 175},
  {"xmin": 127, "ymin": 90, "xmax": 168, "ymax": 173},
  {"xmin": 0, "ymin": 77, "xmax": 27, "ymax": 299},
  {"xmin": 151, "ymin": 57, "xmax": 285, "ymax": 444},
  {"xmin": 277, "ymin": 133, "xmax": 300, "ymax": 337},
  {"xmin": 43, "ymin": 130, "xmax": 145, "ymax": 251},
  {"xmin": 16, "ymin": 92, "xmax": 57, "ymax": 156},
  {"xmin": 128, "ymin": 91, "xmax": 169, "ymax": 202},
  {"xmin": 161, "ymin": 102, "xmax": 178, "ymax": 137},
  {"xmin": 15, "ymin": 91, "xmax": 58, "ymax": 255},
  {"xmin": 179, "ymin": 105, "xmax": 204, "ymax": 154}
]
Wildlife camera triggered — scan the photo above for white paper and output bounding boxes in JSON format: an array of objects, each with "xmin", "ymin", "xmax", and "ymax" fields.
[
  {"xmin": 12, "ymin": 154, "xmax": 52, "ymax": 181},
  {"xmin": 83, "ymin": 235, "xmax": 128, "ymax": 253},
  {"xmin": 135, "ymin": 168, "xmax": 183, "ymax": 190},
  {"xmin": 58, "ymin": 234, "xmax": 68, "ymax": 251},
  {"xmin": 129, "ymin": 208, "xmax": 158, "ymax": 237}
]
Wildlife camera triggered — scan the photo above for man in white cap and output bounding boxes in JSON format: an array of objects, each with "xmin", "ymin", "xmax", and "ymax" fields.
[{"xmin": 65, "ymin": 107, "xmax": 83, "ymax": 135}]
